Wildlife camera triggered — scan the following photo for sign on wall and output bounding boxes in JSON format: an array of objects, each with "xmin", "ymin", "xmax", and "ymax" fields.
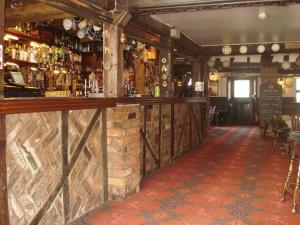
[
  {"xmin": 0, "ymin": 44, "xmax": 3, "ymax": 69},
  {"xmin": 260, "ymin": 81, "xmax": 282, "ymax": 125}
]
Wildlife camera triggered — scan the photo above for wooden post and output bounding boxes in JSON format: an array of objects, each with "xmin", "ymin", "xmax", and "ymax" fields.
[
  {"xmin": 0, "ymin": 115, "xmax": 9, "ymax": 225},
  {"xmin": 0, "ymin": 0, "xmax": 4, "ymax": 98},
  {"xmin": 142, "ymin": 106, "xmax": 147, "ymax": 177},
  {"xmin": 199, "ymin": 57, "xmax": 209, "ymax": 135},
  {"xmin": 159, "ymin": 48, "xmax": 173, "ymax": 97},
  {"xmin": 101, "ymin": 109, "xmax": 108, "ymax": 202},
  {"xmin": 61, "ymin": 111, "xmax": 69, "ymax": 224},
  {"xmin": 103, "ymin": 11, "xmax": 131, "ymax": 97},
  {"xmin": 0, "ymin": 1, "xmax": 9, "ymax": 225},
  {"xmin": 158, "ymin": 104, "xmax": 161, "ymax": 169},
  {"xmin": 103, "ymin": 23, "xmax": 124, "ymax": 97},
  {"xmin": 192, "ymin": 58, "xmax": 201, "ymax": 96},
  {"xmin": 170, "ymin": 104, "xmax": 175, "ymax": 158}
]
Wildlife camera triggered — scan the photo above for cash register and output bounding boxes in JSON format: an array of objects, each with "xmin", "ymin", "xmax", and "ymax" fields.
[{"xmin": 4, "ymin": 63, "xmax": 43, "ymax": 97}]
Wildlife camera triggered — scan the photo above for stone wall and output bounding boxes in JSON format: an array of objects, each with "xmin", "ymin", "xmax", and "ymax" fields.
[{"xmin": 107, "ymin": 104, "xmax": 142, "ymax": 200}]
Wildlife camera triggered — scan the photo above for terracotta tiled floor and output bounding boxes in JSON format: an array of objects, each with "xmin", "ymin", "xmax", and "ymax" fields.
[{"xmin": 71, "ymin": 126, "xmax": 300, "ymax": 225}]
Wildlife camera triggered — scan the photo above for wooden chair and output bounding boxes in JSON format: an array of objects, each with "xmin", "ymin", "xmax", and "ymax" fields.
[
  {"xmin": 271, "ymin": 113, "xmax": 290, "ymax": 153},
  {"xmin": 210, "ymin": 106, "xmax": 216, "ymax": 127},
  {"xmin": 282, "ymin": 111, "xmax": 300, "ymax": 213}
]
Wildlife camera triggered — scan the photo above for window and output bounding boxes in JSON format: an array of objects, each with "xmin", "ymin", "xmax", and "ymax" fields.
[
  {"xmin": 296, "ymin": 78, "xmax": 300, "ymax": 102},
  {"xmin": 234, "ymin": 80, "xmax": 250, "ymax": 98}
]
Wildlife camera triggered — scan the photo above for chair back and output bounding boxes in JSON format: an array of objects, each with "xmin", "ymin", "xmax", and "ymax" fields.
[
  {"xmin": 271, "ymin": 113, "xmax": 281, "ymax": 131},
  {"xmin": 291, "ymin": 111, "xmax": 300, "ymax": 131}
]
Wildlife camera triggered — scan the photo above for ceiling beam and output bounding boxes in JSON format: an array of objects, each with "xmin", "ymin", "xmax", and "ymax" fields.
[
  {"xmin": 41, "ymin": 0, "xmax": 113, "ymax": 24},
  {"xmin": 128, "ymin": 15, "xmax": 201, "ymax": 57},
  {"xmin": 202, "ymin": 43, "xmax": 300, "ymax": 56},
  {"xmin": 129, "ymin": 0, "xmax": 299, "ymax": 15},
  {"xmin": 5, "ymin": 2, "xmax": 72, "ymax": 26}
]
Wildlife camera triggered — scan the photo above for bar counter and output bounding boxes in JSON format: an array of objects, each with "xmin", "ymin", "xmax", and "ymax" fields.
[
  {"xmin": 0, "ymin": 96, "xmax": 206, "ymax": 114},
  {"xmin": 1, "ymin": 96, "xmax": 206, "ymax": 225}
]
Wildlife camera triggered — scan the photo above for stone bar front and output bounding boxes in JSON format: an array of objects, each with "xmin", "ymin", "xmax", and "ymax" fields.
[{"xmin": 1, "ymin": 97, "xmax": 205, "ymax": 225}]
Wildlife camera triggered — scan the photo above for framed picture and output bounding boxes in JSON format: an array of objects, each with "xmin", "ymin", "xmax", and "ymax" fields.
[{"xmin": 209, "ymin": 80, "xmax": 219, "ymax": 96}]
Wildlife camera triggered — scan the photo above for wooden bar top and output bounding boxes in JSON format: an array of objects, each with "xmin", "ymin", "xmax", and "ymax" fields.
[
  {"xmin": 0, "ymin": 97, "xmax": 117, "ymax": 114},
  {"xmin": 0, "ymin": 97, "xmax": 206, "ymax": 114},
  {"xmin": 117, "ymin": 97, "xmax": 206, "ymax": 105}
]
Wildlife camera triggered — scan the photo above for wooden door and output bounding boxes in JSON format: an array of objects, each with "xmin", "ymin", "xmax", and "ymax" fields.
[{"xmin": 229, "ymin": 77, "xmax": 256, "ymax": 125}]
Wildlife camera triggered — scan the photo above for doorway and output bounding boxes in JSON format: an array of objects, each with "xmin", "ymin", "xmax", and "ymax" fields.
[{"xmin": 229, "ymin": 77, "xmax": 257, "ymax": 125}]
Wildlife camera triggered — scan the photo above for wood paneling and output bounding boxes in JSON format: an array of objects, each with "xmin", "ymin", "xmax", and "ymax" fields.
[{"xmin": 0, "ymin": 97, "xmax": 116, "ymax": 115}]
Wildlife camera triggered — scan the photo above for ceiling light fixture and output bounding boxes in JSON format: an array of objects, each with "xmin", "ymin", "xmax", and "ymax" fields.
[
  {"xmin": 257, "ymin": 45, "xmax": 265, "ymax": 54},
  {"xmin": 222, "ymin": 45, "xmax": 232, "ymax": 55},
  {"xmin": 239, "ymin": 46, "xmax": 248, "ymax": 54},
  {"xmin": 258, "ymin": 10, "xmax": 267, "ymax": 20},
  {"xmin": 271, "ymin": 43, "xmax": 280, "ymax": 52}
]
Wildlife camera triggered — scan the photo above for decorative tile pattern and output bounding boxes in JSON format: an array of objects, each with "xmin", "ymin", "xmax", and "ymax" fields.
[{"xmin": 71, "ymin": 126, "xmax": 300, "ymax": 225}]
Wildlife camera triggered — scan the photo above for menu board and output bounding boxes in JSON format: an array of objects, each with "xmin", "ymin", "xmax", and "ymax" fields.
[{"xmin": 260, "ymin": 82, "xmax": 282, "ymax": 124}]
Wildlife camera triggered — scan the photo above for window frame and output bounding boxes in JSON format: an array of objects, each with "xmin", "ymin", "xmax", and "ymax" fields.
[{"xmin": 295, "ymin": 77, "xmax": 300, "ymax": 102}]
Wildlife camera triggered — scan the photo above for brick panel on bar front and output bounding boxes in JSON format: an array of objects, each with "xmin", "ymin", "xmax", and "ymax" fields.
[
  {"xmin": 68, "ymin": 110, "xmax": 104, "ymax": 222},
  {"xmin": 6, "ymin": 112, "xmax": 63, "ymax": 225},
  {"xmin": 107, "ymin": 105, "xmax": 142, "ymax": 200}
]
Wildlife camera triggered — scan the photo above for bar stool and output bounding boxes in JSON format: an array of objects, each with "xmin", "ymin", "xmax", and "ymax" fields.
[{"xmin": 282, "ymin": 113, "xmax": 300, "ymax": 213}]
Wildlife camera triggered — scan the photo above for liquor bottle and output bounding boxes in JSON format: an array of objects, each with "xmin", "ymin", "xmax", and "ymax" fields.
[
  {"xmin": 19, "ymin": 45, "xmax": 24, "ymax": 61},
  {"xmin": 23, "ymin": 44, "xmax": 28, "ymax": 61},
  {"xmin": 154, "ymin": 79, "xmax": 160, "ymax": 97},
  {"xmin": 11, "ymin": 44, "xmax": 17, "ymax": 59},
  {"xmin": 15, "ymin": 44, "xmax": 20, "ymax": 60}
]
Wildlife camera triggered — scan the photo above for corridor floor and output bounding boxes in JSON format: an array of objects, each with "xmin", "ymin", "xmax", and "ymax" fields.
[{"xmin": 71, "ymin": 126, "xmax": 300, "ymax": 225}]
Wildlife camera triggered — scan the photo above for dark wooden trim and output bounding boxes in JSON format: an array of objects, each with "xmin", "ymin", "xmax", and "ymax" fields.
[
  {"xmin": 117, "ymin": 97, "xmax": 206, "ymax": 105},
  {"xmin": 29, "ymin": 109, "xmax": 102, "ymax": 225},
  {"xmin": 189, "ymin": 104, "xmax": 192, "ymax": 151},
  {"xmin": 0, "ymin": 0, "xmax": 4, "ymax": 98},
  {"xmin": 140, "ymin": 128, "xmax": 159, "ymax": 166},
  {"xmin": 101, "ymin": 109, "xmax": 108, "ymax": 202},
  {"xmin": 170, "ymin": 104, "xmax": 175, "ymax": 158},
  {"xmin": 0, "ymin": 115, "xmax": 9, "ymax": 225},
  {"xmin": 131, "ymin": 0, "xmax": 296, "ymax": 15},
  {"xmin": 142, "ymin": 106, "xmax": 147, "ymax": 177},
  {"xmin": 176, "ymin": 105, "xmax": 191, "ymax": 155},
  {"xmin": 158, "ymin": 104, "xmax": 162, "ymax": 169},
  {"xmin": 61, "ymin": 111, "xmax": 70, "ymax": 224},
  {"xmin": 190, "ymin": 105, "xmax": 201, "ymax": 143},
  {"xmin": 0, "ymin": 98, "xmax": 116, "ymax": 115}
]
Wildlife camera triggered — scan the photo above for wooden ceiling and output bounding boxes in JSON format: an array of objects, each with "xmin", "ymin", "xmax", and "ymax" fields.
[
  {"xmin": 125, "ymin": 0, "xmax": 297, "ymax": 15},
  {"xmin": 4, "ymin": 0, "xmax": 112, "ymax": 26}
]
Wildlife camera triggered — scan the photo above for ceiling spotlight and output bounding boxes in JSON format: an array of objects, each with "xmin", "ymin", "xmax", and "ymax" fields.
[
  {"xmin": 222, "ymin": 45, "xmax": 232, "ymax": 55},
  {"xmin": 258, "ymin": 10, "xmax": 267, "ymax": 20},
  {"xmin": 239, "ymin": 46, "xmax": 248, "ymax": 54},
  {"xmin": 257, "ymin": 45, "xmax": 265, "ymax": 54},
  {"xmin": 271, "ymin": 43, "xmax": 280, "ymax": 52}
]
